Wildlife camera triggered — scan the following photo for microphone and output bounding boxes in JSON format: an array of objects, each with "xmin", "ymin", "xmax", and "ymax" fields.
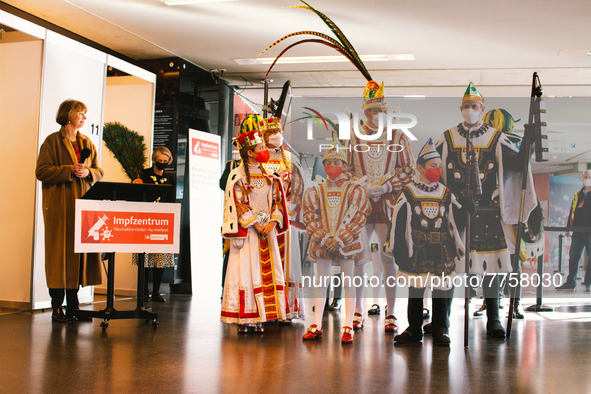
[{"xmin": 79, "ymin": 148, "xmax": 91, "ymax": 163}]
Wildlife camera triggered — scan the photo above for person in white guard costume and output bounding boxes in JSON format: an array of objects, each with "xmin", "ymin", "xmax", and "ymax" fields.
[{"xmin": 347, "ymin": 81, "xmax": 415, "ymax": 333}]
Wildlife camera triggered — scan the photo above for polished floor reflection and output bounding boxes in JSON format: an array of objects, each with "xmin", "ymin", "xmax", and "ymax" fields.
[{"xmin": 1, "ymin": 292, "xmax": 591, "ymax": 393}]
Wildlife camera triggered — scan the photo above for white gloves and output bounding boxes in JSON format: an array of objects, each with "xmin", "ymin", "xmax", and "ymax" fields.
[
  {"xmin": 231, "ymin": 238, "xmax": 245, "ymax": 249},
  {"xmin": 369, "ymin": 183, "xmax": 389, "ymax": 198}
]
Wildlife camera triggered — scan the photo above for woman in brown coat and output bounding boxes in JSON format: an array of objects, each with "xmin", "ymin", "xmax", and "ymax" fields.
[{"xmin": 35, "ymin": 99, "xmax": 104, "ymax": 322}]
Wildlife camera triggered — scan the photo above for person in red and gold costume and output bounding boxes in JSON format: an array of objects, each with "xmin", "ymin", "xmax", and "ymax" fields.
[
  {"xmin": 347, "ymin": 81, "xmax": 415, "ymax": 333},
  {"xmin": 220, "ymin": 115, "xmax": 289, "ymax": 333},
  {"xmin": 301, "ymin": 142, "xmax": 371, "ymax": 344},
  {"xmin": 259, "ymin": 116, "xmax": 306, "ymax": 322}
]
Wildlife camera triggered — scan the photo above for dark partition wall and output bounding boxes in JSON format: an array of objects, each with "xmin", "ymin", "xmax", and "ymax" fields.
[{"xmin": 139, "ymin": 58, "xmax": 231, "ymax": 294}]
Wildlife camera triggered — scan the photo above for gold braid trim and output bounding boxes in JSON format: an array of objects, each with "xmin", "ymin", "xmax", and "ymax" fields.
[
  {"xmin": 239, "ymin": 149, "xmax": 252, "ymax": 193},
  {"xmin": 280, "ymin": 146, "xmax": 290, "ymax": 174},
  {"xmin": 259, "ymin": 163, "xmax": 272, "ymax": 185}
]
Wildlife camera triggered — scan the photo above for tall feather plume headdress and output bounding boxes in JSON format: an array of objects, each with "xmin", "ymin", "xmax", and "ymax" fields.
[{"xmin": 260, "ymin": 0, "xmax": 373, "ymax": 83}]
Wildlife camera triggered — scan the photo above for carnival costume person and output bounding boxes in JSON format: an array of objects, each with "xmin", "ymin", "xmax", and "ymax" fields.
[
  {"xmin": 472, "ymin": 108, "xmax": 545, "ymax": 319},
  {"xmin": 220, "ymin": 115, "xmax": 289, "ymax": 333},
  {"xmin": 260, "ymin": 116, "xmax": 306, "ymax": 321},
  {"xmin": 385, "ymin": 139, "xmax": 465, "ymax": 346},
  {"xmin": 302, "ymin": 144, "xmax": 371, "ymax": 344},
  {"xmin": 435, "ymin": 83, "xmax": 537, "ymax": 338},
  {"xmin": 348, "ymin": 81, "xmax": 415, "ymax": 332}
]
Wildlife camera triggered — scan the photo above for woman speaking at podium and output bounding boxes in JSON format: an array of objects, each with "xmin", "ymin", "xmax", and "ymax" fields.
[{"xmin": 35, "ymin": 99, "xmax": 104, "ymax": 322}]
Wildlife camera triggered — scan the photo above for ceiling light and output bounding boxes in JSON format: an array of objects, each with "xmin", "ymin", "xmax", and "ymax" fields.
[
  {"xmin": 558, "ymin": 49, "xmax": 590, "ymax": 57},
  {"xmin": 161, "ymin": 0, "xmax": 238, "ymax": 5},
  {"xmin": 233, "ymin": 54, "xmax": 414, "ymax": 65}
]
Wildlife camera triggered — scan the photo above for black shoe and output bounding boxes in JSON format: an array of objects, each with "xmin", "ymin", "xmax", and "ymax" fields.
[
  {"xmin": 152, "ymin": 294, "xmax": 166, "ymax": 302},
  {"xmin": 51, "ymin": 307, "xmax": 67, "ymax": 323},
  {"xmin": 556, "ymin": 282, "xmax": 576, "ymax": 291},
  {"xmin": 423, "ymin": 322, "xmax": 433, "ymax": 335},
  {"xmin": 368, "ymin": 304, "xmax": 381, "ymax": 315},
  {"xmin": 68, "ymin": 315, "xmax": 93, "ymax": 322},
  {"xmin": 328, "ymin": 298, "xmax": 341, "ymax": 311},
  {"xmin": 486, "ymin": 297, "xmax": 506, "ymax": 338},
  {"xmin": 512, "ymin": 299, "xmax": 525, "ymax": 319},
  {"xmin": 394, "ymin": 328, "xmax": 422, "ymax": 343},
  {"xmin": 487, "ymin": 320, "xmax": 506, "ymax": 338},
  {"xmin": 433, "ymin": 332, "xmax": 451, "ymax": 346},
  {"xmin": 67, "ymin": 309, "xmax": 93, "ymax": 322}
]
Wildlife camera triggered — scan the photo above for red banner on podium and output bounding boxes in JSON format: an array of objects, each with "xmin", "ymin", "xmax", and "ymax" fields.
[{"xmin": 75, "ymin": 200, "xmax": 181, "ymax": 253}]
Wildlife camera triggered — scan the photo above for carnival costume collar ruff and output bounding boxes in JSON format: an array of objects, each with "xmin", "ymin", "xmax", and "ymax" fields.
[
  {"xmin": 363, "ymin": 122, "xmax": 380, "ymax": 134},
  {"xmin": 413, "ymin": 178, "xmax": 439, "ymax": 193},
  {"xmin": 457, "ymin": 122, "xmax": 489, "ymax": 139},
  {"xmin": 327, "ymin": 174, "xmax": 348, "ymax": 187}
]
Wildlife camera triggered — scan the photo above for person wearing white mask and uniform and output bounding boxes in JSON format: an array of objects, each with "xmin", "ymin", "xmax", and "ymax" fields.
[{"xmin": 434, "ymin": 82, "xmax": 537, "ymax": 338}]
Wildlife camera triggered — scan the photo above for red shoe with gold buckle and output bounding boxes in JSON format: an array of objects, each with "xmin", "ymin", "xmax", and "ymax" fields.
[
  {"xmin": 352, "ymin": 312, "xmax": 364, "ymax": 330},
  {"xmin": 341, "ymin": 326, "xmax": 354, "ymax": 344},
  {"xmin": 385, "ymin": 315, "xmax": 398, "ymax": 333},
  {"xmin": 238, "ymin": 324, "xmax": 251, "ymax": 333},
  {"xmin": 302, "ymin": 324, "xmax": 323, "ymax": 341},
  {"xmin": 254, "ymin": 323, "xmax": 264, "ymax": 333}
]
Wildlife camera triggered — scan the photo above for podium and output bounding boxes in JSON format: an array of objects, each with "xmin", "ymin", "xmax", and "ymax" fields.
[{"xmin": 73, "ymin": 182, "xmax": 180, "ymax": 330}]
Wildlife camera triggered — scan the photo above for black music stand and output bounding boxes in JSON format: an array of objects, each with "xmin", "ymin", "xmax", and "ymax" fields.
[{"xmin": 74, "ymin": 182, "xmax": 172, "ymax": 330}]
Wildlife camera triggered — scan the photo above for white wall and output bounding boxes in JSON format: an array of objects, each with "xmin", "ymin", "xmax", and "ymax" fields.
[
  {"xmin": 31, "ymin": 30, "xmax": 108, "ymax": 310},
  {"xmin": 96, "ymin": 75, "xmax": 155, "ymax": 296},
  {"xmin": 0, "ymin": 9, "xmax": 156, "ymax": 309},
  {"xmin": 0, "ymin": 38, "xmax": 43, "ymax": 307}
]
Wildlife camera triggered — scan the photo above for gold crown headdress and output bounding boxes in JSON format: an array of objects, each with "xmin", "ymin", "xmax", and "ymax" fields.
[
  {"xmin": 233, "ymin": 114, "xmax": 264, "ymax": 150},
  {"xmin": 259, "ymin": 116, "xmax": 282, "ymax": 134},
  {"xmin": 362, "ymin": 80, "xmax": 387, "ymax": 110}
]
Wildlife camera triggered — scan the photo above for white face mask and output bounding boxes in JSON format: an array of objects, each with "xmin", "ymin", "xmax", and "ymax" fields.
[
  {"xmin": 583, "ymin": 178, "xmax": 591, "ymax": 187},
  {"xmin": 372, "ymin": 112, "xmax": 384, "ymax": 127},
  {"xmin": 462, "ymin": 108, "xmax": 481, "ymax": 126},
  {"xmin": 267, "ymin": 133, "xmax": 283, "ymax": 147}
]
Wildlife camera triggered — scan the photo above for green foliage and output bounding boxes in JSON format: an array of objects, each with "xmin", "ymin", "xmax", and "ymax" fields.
[{"xmin": 102, "ymin": 122, "xmax": 147, "ymax": 181}]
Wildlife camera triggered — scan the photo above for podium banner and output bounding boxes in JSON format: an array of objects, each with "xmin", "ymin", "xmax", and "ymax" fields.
[{"xmin": 75, "ymin": 199, "xmax": 181, "ymax": 253}]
